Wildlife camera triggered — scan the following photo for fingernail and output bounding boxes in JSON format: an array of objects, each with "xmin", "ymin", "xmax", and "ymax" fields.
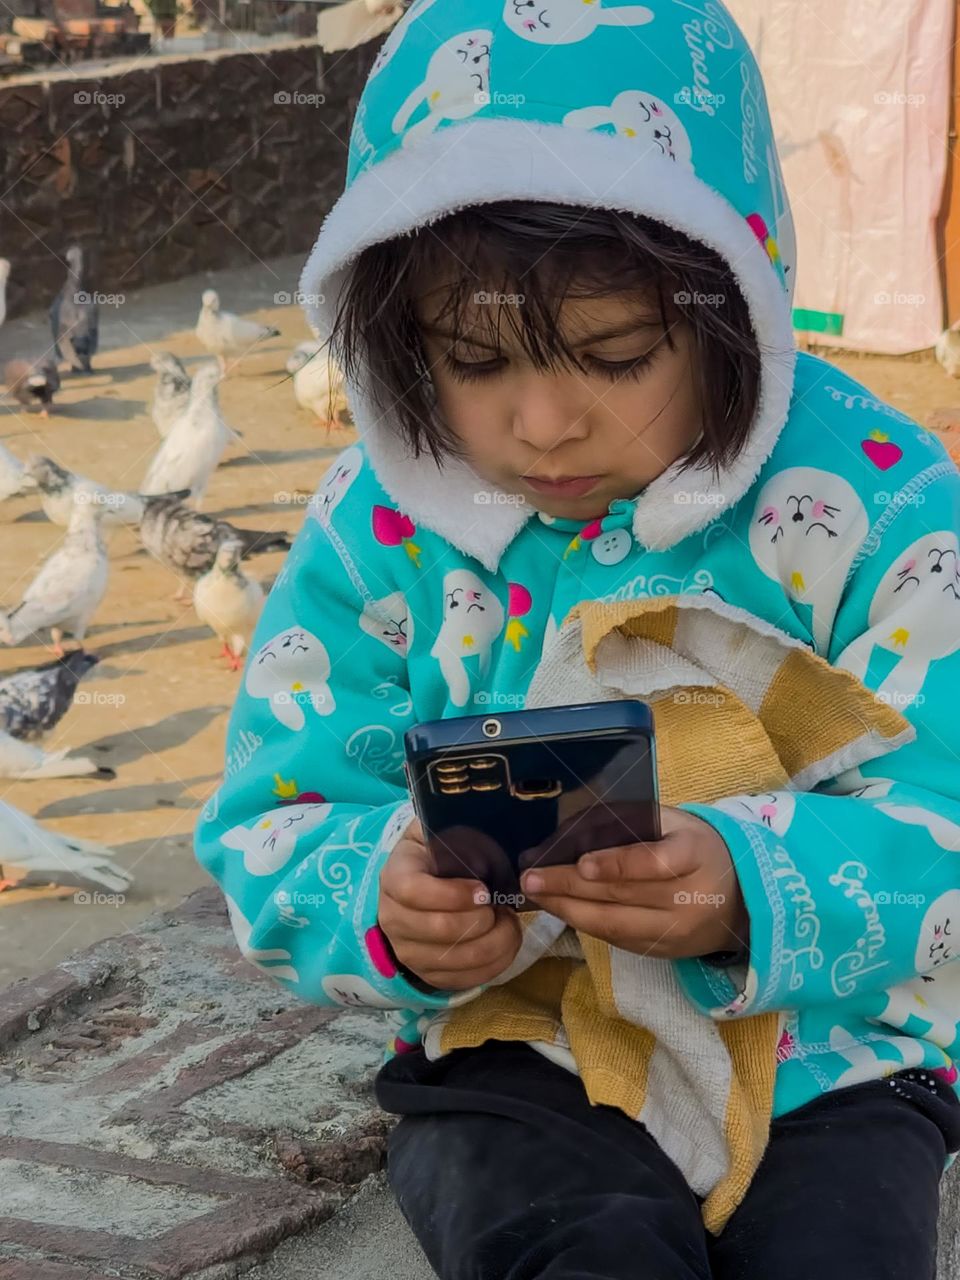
[{"xmin": 522, "ymin": 873, "xmax": 544, "ymax": 892}]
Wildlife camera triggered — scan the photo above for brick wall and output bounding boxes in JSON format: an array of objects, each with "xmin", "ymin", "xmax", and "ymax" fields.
[{"xmin": 0, "ymin": 37, "xmax": 377, "ymax": 318}]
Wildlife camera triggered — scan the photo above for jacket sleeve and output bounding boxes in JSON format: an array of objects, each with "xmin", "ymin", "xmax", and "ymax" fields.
[
  {"xmin": 193, "ymin": 478, "xmax": 485, "ymax": 1017},
  {"xmin": 674, "ymin": 460, "xmax": 960, "ymax": 1018}
]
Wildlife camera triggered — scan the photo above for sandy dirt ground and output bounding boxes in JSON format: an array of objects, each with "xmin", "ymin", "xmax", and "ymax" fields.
[{"xmin": 0, "ymin": 255, "xmax": 958, "ymax": 987}]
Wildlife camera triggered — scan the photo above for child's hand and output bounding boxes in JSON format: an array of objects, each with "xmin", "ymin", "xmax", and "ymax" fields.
[
  {"xmin": 378, "ymin": 818, "xmax": 522, "ymax": 991},
  {"xmin": 517, "ymin": 807, "xmax": 748, "ymax": 960}
]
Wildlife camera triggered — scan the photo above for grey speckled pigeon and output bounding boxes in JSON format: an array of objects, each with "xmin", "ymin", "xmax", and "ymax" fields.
[
  {"xmin": 0, "ymin": 649, "xmax": 100, "ymax": 741},
  {"xmin": 139, "ymin": 494, "xmax": 291, "ymax": 588}
]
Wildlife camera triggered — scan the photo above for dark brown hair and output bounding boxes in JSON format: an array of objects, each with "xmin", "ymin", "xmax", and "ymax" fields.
[{"xmin": 327, "ymin": 201, "xmax": 766, "ymax": 479}]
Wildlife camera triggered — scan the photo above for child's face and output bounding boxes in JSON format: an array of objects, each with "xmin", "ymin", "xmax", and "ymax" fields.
[{"xmin": 417, "ymin": 285, "xmax": 702, "ymax": 520}]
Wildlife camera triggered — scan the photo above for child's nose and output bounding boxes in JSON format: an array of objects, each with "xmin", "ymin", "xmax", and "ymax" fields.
[{"xmin": 510, "ymin": 375, "xmax": 592, "ymax": 449}]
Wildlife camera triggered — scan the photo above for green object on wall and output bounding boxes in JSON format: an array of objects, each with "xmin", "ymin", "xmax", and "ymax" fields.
[{"xmin": 792, "ymin": 308, "xmax": 844, "ymax": 335}]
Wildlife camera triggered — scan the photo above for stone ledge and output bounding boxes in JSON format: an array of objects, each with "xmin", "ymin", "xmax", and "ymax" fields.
[
  {"xmin": 0, "ymin": 886, "xmax": 409, "ymax": 1279},
  {"xmin": 1, "ymin": 884, "xmax": 958, "ymax": 1278}
]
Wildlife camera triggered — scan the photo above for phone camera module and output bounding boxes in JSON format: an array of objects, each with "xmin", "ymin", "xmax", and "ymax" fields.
[{"xmin": 481, "ymin": 718, "xmax": 501, "ymax": 739}]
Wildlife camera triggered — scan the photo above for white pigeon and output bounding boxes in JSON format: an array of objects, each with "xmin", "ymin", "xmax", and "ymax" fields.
[
  {"xmin": 0, "ymin": 258, "xmax": 10, "ymax": 329},
  {"xmin": 0, "ymin": 440, "xmax": 29, "ymax": 503},
  {"xmin": 195, "ymin": 289, "xmax": 280, "ymax": 373},
  {"xmin": 286, "ymin": 340, "xmax": 349, "ymax": 428},
  {"xmin": 936, "ymin": 319, "xmax": 960, "ymax": 378},
  {"xmin": 0, "ymin": 798, "xmax": 131, "ymax": 893},
  {"xmin": 140, "ymin": 362, "xmax": 233, "ymax": 505},
  {"xmin": 193, "ymin": 539, "xmax": 264, "ymax": 670},
  {"xmin": 0, "ymin": 492, "xmax": 109, "ymax": 654},
  {"xmin": 23, "ymin": 455, "xmax": 146, "ymax": 528},
  {"xmin": 0, "ymin": 728, "xmax": 114, "ymax": 781}
]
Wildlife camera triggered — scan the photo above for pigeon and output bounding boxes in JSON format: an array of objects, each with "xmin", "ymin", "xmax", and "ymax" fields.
[
  {"xmin": 0, "ymin": 650, "xmax": 117, "ymax": 780},
  {"xmin": 4, "ymin": 357, "xmax": 60, "ymax": 416},
  {"xmin": 936, "ymin": 320, "xmax": 960, "ymax": 378},
  {"xmin": 0, "ymin": 648, "xmax": 99, "ymax": 740},
  {"xmin": 0, "ymin": 493, "xmax": 108, "ymax": 654},
  {"xmin": 22, "ymin": 455, "xmax": 163, "ymax": 528},
  {"xmin": 50, "ymin": 245, "xmax": 99, "ymax": 374},
  {"xmin": 0, "ymin": 440, "xmax": 29, "ymax": 503},
  {"xmin": 196, "ymin": 289, "xmax": 280, "ymax": 373},
  {"xmin": 140, "ymin": 362, "xmax": 234, "ymax": 504},
  {"xmin": 0, "ymin": 257, "xmax": 10, "ymax": 329},
  {"xmin": 139, "ymin": 493, "xmax": 290, "ymax": 593},
  {"xmin": 193, "ymin": 539, "xmax": 265, "ymax": 670},
  {"xmin": 286, "ymin": 340, "xmax": 351, "ymax": 431},
  {"xmin": 0, "ymin": 799, "xmax": 130, "ymax": 893},
  {"xmin": 0, "ymin": 729, "xmax": 115, "ymax": 781},
  {"xmin": 150, "ymin": 351, "xmax": 192, "ymax": 437}
]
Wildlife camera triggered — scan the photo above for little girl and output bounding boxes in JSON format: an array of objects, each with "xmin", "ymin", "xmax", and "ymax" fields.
[{"xmin": 195, "ymin": 2, "xmax": 960, "ymax": 1276}]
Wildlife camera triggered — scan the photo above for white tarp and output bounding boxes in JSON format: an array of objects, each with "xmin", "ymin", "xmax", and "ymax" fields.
[
  {"xmin": 317, "ymin": 0, "xmax": 403, "ymax": 53},
  {"xmin": 725, "ymin": 0, "xmax": 953, "ymax": 353}
]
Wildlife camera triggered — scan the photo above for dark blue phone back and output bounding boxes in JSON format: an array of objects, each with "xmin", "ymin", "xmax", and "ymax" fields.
[{"xmin": 403, "ymin": 700, "xmax": 659, "ymax": 907}]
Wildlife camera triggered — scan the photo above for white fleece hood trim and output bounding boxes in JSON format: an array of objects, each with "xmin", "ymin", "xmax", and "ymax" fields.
[{"xmin": 300, "ymin": 117, "xmax": 797, "ymax": 573}]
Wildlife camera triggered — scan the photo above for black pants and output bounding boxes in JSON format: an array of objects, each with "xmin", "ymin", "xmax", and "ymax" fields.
[{"xmin": 374, "ymin": 1038, "xmax": 960, "ymax": 1280}]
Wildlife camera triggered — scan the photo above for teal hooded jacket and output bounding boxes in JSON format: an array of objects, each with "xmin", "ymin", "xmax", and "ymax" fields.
[{"xmin": 195, "ymin": 0, "xmax": 960, "ymax": 1138}]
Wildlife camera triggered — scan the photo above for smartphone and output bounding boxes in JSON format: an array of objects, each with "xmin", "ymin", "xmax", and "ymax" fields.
[{"xmin": 403, "ymin": 700, "xmax": 660, "ymax": 909}]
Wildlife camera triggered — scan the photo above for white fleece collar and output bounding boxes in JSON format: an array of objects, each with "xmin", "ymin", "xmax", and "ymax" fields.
[{"xmin": 300, "ymin": 119, "xmax": 797, "ymax": 573}]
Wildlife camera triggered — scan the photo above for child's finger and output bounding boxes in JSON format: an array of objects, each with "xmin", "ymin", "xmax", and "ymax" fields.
[
  {"xmin": 388, "ymin": 900, "xmax": 499, "ymax": 946},
  {"xmin": 395, "ymin": 911, "xmax": 519, "ymax": 976},
  {"xmin": 519, "ymin": 848, "xmax": 684, "ymax": 901},
  {"xmin": 519, "ymin": 893, "xmax": 676, "ymax": 951},
  {"xmin": 576, "ymin": 838, "xmax": 688, "ymax": 882}
]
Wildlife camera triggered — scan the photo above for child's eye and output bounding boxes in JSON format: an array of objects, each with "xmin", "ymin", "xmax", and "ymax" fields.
[
  {"xmin": 585, "ymin": 351, "xmax": 660, "ymax": 381},
  {"xmin": 440, "ymin": 354, "xmax": 506, "ymax": 383},
  {"xmin": 440, "ymin": 347, "xmax": 661, "ymax": 385}
]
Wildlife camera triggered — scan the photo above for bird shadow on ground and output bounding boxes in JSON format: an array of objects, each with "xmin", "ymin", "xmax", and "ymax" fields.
[
  {"xmin": 87, "ymin": 624, "xmax": 212, "ymax": 660},
  {"xmin": 51, "ymin": 397, "xmax": 146, "ymax": 421},
  {"xmin": 35, "ymin": 773, "xmax": 220, "ymax": 820},
  {"xmin": 65, "ymin": 362, "xmax": 154, "ymax": 385},
  {"xmin": 211, "ymin": 500, "xmax": 300, "ymax": 521},
  {"xmin": 84, "ymin": 704, "xmax": 229, "ymax": 767},
  {"xmin": 83, "ymin": 616, "xmax": 172, "ymax": 636},
  {"xmin": 12, "ymin": 508, "xmax": 49, "ymax": 524},
  {"xmin": 82, "ymin": 659, "xmax": 146, "ymax": 681},
  {"xmin": 220, "ymin": 446, "xmax": 334, "ymax": 469}
]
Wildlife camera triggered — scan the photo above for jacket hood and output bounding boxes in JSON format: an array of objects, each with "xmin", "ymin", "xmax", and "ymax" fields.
[{"xmin": 299, "ymin": 0, "xmax": 798, "ymax": 573}]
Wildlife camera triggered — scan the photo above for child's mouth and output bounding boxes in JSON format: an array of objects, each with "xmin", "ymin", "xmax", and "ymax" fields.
[{"xmin": 523, "ymin": 474, "xmax": 602, "ymax": 498}]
